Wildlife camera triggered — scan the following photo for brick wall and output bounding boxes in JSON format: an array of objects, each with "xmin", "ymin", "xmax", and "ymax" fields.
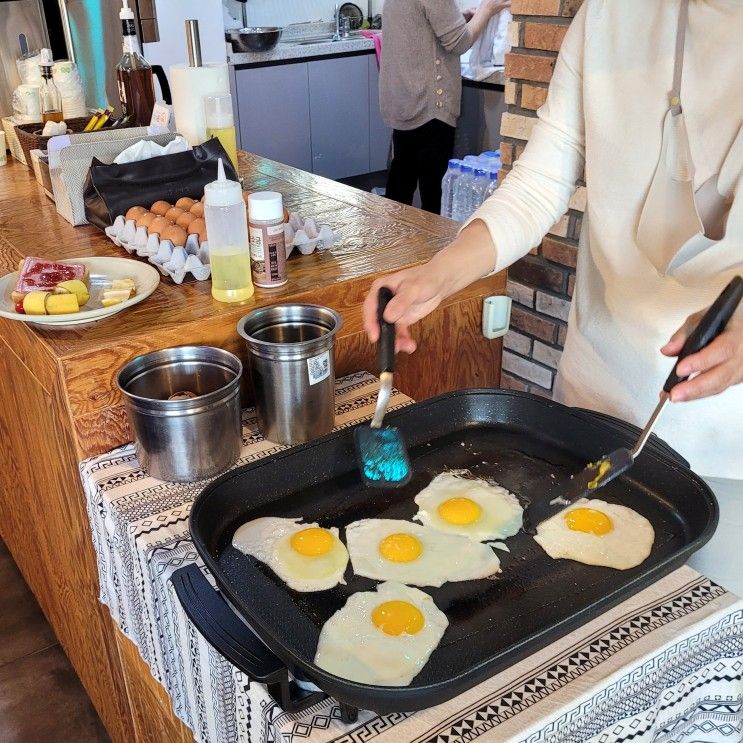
[{"xmin": 498, "ymin": 0, "xmax": 585, "ymax": 395}]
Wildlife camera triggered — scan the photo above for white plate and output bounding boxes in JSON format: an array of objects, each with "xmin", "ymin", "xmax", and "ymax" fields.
[{"xmin": 0, "ymin": 257, "xmax": 160, "ymax": 329}]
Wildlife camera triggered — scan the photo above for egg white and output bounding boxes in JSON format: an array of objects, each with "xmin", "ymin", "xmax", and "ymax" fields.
[
  {"xmin": 314, "ymin": 581, "xmax": 448, "ymax": 686},
  {"xmin": 232, "ymin": 517, "xmax": 348, "ymax": 592},
  {"xmin": 533, "ymin": 498, "xmax": 655, "ymax": 570},
  {"xmin": 414, "ymin": 471, "xmax": 523, "ymax": 541},
  {"xmin": 345, "ymin": 518, "xmax": 501, "ymax": 587}
]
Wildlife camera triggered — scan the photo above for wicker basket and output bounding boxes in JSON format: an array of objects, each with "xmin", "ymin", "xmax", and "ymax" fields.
[
  {"xmin": 14, "ymin": 116, "xmax": 92, "ymax": 167},
  {"xmin": 2, "ymin": 118, "xmax": 26, "ymax": 164}
]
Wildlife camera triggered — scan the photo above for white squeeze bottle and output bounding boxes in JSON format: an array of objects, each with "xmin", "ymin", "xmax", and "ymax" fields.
[{"xmin": 203, "ymin": 158, "xmax": 255, "ymax": 303}]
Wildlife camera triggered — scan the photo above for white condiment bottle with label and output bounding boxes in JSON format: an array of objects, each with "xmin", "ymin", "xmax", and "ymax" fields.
[
  {"xmin": 203, "ymin": 158, "xmax": 255, "ymax": 302},
  {"xmin": 248, "ymin": 192, "xmax": 288, "ymax": 288}
]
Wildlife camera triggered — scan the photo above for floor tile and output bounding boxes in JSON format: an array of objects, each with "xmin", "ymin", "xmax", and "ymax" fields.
[
  {"xmin": 0, "ymin": 551, "xmax": 57, "ymax": 667},
  {"xmin": 0, "ymin": 645, "xmax": 110, "ymax": 742}
]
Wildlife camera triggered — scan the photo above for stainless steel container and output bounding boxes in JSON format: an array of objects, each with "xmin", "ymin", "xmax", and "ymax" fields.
[
  {"xmin": 117, "ymin": 346, "xmax": 243, "ymax": 482},
  {"xmin": 237, "ymin": 304, "xmax": 343, "ymax": 445}
]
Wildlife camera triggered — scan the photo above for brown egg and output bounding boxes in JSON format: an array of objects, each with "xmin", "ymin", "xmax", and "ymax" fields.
[
  {"xmin": 189, "ymin": 202, "xmax": 204, "ymax": 218},
  {"xmin": 200, "ymin": 194, "xmax": 206, "ymax": 202},
  {"xmin": 150, "ymin": 200, "xmax": 172, "ymax": 216},
  {"xmin": 176, "ymin": 212, "xmax": 196, "ymax": 229},
  {"xmin": 175, "ymin": 197, "xmax": 195, "ymax": 210},
  {"xmin": 161, "ymin": 224, "xmax": 187, "ymax": 247},
  {"xmin": 126, "ymin": 205, "xmax": 146, "ymax": 221},
  {"xmin": 136, "ymin": 211, "xmax": 156, "ymax": 228},
  {"xmin": 165, "ymin": 206, "xmax": 185, "ymax": 222},
  {"xmin": 148, "ymin": 215, "xmax": 171, "ymax": 236},
  {"xmin": 187, "ymin": 217, "xmax": 205, "ymax": 235},
  {"xmin": 242, "ymin": 191, "xmax": 250, "ymax": 204}
]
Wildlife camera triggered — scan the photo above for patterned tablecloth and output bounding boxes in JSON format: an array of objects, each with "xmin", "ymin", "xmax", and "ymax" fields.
[{"xmin": 79, "ymin": 372, "xmax": 743, "ymax": 743}]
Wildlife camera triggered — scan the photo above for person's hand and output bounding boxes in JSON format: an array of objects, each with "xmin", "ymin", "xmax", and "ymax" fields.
[
  {"xmin": 479, "ymin": 0, "xmax": 512, "ymax": 19},
  {"xmin": 660, "ymin": 306, "xmax": 743, "ymax": 402},
  {"xmin": 363, "ymin": 262, "xmax": 449, "ymax": 354}
]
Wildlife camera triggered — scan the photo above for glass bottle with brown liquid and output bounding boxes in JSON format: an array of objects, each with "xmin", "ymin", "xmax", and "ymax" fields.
[
  {"xmin": 39, "ymin": 49, "xmax": 63, "ymax": 124},
  {"xmin": 116, "ymin": 0, "xmax": 155, "ymax": 126}
]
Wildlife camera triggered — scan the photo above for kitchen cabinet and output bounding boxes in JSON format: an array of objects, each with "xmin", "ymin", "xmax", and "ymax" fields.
[
  {"xmin": 233, "ymin": 52, "xmax": 391, "ymax": 179},
  {"xmin": 308, "ymin": 55, "xmax": 370, "ymax": 179},
  {"xmin": 368, "ymin": 54, "xmax": 390, "ymax": 172},
  {"xmin": 233, "ymin": 62, "xmax": 313, "ymax": 172}
]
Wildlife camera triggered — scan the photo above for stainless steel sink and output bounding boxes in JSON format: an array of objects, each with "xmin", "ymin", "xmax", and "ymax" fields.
[{"xmin": 280, "ymin": 31, "xmax": 363, "ymax": 46}]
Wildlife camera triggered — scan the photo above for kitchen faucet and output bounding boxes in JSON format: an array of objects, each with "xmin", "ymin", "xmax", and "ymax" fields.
[{"xmin": 333, "ymin": 4, "xmax": 341, "ymax": 41}]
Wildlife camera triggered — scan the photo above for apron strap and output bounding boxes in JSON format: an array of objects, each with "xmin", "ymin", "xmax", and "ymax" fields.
[{"xmin": 670, "ymin": 0, "xmax": 689, "ymax": 115}]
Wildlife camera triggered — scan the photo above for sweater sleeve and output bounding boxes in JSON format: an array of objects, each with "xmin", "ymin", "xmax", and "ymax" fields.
[
  {"xmin": 464, "ymin": 1, "xmax": 588, "ymax": 274},
  {"xmin": 423, "ymin": 0, "xmax": 474, "ymax": 55}
]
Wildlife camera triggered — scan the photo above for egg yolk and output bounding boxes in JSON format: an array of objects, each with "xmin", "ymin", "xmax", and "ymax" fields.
[
  {"xmin": 371, "ymin": 601, "xmax": 425, "ymax": 636},
  {"xmin": 378, "ymin": 533, "xmax": 423, "ymax": 563},
  {"xmin": 290, "ymin": 527, "xmax": 334, "ymax": 556},
  {"xmin": 564, "ymin": 508, "xmax": 613, "ymax": 536},
  {"xmin": 437, "ymin": 497, "xmax": 482, "ymax": 525}
]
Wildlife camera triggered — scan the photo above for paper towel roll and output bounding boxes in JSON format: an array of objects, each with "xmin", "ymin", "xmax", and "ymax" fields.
[{"xmin": 169, "ymin": 63, "xmax": 230, "ymax": 146}]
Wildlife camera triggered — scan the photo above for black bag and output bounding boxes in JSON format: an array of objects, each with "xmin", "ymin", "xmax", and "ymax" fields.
[{"xmin": 83, "ymin": 138, "xmax": 239, "ymax": 230}]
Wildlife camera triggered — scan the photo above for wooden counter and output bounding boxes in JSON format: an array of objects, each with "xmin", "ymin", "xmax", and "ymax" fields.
[{"xmin": 0, "ymin": 152, "xmax": 505, "ymax": 742}]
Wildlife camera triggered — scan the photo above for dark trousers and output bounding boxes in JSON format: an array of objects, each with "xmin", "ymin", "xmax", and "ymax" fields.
[{"xmin": 385, "ymin": 119, "xmax": 456, "ymax": 214}]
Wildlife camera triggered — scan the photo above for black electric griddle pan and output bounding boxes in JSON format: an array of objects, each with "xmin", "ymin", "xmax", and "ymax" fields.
[{"xmin": 173, "ymin": 390, "xmax": 718, "ymax": 718}]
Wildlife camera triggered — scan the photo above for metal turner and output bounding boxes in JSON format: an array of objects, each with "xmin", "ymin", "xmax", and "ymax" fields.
[{"xmin": 553, "ymin": 276, "xmax": 743, "ymax": 508}]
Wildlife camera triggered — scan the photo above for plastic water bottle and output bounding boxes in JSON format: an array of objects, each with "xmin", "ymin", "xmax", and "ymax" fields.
[
  {"xmin": 451, "ymin": 164, "xmax": 475, "ymax": 222},
  {"xmin": 481, "ymin": 168, "xmax": 498, "ymax": 201},
  {"xmin": 471, "ymin": 168, "xmax": 489, "ymax": 211},
  {"xmin": 440, "ymin": 159, "xmax": 461, "ymax": 218}
]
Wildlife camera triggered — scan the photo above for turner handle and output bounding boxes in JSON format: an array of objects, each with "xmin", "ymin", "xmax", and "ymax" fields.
[
  {"xmin": 378, "ymin": 286, "xmax": 396, "ymax": 373},
  {"xmin": 664, "ymin": 276, "xmax": 743, "ymax": 392}
]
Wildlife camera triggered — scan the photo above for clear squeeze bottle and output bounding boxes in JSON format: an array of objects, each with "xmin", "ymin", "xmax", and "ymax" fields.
[
  {"xmin": 203, "ymin": 158, "xmax": 255, "ymax": 303},
  {"xmin": 205, "ymin": 93, "xmax": 238, "ymax": 172}
]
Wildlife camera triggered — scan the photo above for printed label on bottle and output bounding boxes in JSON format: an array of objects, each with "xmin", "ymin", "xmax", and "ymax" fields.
[
  {"xmin": 249, "ymin": 222, "xmax": 287, "ymax": 287},
  {"xmin": 307, "ymin": 350, "xmax": 330, "ymax": 385}
]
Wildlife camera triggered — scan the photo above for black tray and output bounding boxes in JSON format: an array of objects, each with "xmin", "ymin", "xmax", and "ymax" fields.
[{"xmin": 174, "ymin": 390, "xmax": 718, "ymax": 718}]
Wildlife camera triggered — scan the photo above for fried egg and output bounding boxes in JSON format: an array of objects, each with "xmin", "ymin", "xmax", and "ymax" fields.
[
  {"xmin": 345, "ymin": 518, "xmax": 501, "ymax": 587},
  {"xmin": 414, "ymin": 471, "xmax": 523, "ymax": 541},
  {"xmin": 232, "ymin": 517, "xmax": 348, "ymax": 592},
  {"xmin": 533, "ymin": 498, "xmax": 655, "ymax": 570},
  {"xmin": 314, "ymin": 581, "xmax": 448, "ymax": 686}
]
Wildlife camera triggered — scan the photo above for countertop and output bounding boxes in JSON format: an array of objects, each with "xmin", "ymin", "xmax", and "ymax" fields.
[{"xmin": 0, "ymin": 151, "xmax": 505, "ymax": 459}]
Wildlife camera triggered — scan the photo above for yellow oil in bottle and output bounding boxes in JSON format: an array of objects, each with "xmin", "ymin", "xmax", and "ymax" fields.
[
  {"xmin": 206, "ymin": 126, "xmax": 239, "ymax": 171},
  {"xmin": 210, "ymin": 250, "xmax": 254, "ymax": 302}
]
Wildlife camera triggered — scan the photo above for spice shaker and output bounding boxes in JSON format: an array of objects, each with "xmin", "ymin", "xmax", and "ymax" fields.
[
  {"xmin": 248, "ymin": 192, "xmax": 288, "ymax": 288},
  {"xmin": 204, "ymin": 158, "xmax": 255, "ymax": 303}
]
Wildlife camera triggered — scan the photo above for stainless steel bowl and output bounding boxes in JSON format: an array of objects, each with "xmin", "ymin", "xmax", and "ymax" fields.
[
  {"xmin": 117, "ymin": 346, "xmax": 243, "ymax": 482},
  {"xmin": 226, "ymin": 27, "xmax": 282, "ymax": 53}
]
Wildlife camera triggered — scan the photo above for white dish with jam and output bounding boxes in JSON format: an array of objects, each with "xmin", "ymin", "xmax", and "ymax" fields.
[{"xmin": 0, "ymin": 257, "xmax": 160, "ymax": 328}]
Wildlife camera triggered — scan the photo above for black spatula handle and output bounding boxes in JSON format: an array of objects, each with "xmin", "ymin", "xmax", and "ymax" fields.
[
  {"xmin": 664, "ymin": 276, "xmax": 743, "ymax": 392},
  {"xmin": 378, "ymin": 286, "xmax": 396, "ymax": 373}
]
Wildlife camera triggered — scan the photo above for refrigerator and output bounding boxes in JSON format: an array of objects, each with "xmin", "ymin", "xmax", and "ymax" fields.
[
  {"xmin": 0, "ymin": 0, "xmax": 51, "ymax": 119},
  {"xmin": 57, "ymin": 0, "xmax": 138, "ymax": 113}
]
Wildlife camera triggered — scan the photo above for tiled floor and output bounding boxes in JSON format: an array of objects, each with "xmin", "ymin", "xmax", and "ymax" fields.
[{"xmin": 0, "ymin": 538, "xmax": 110, "ymax": 742}]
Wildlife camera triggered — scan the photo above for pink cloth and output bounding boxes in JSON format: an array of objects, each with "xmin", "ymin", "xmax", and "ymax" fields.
[{"xmin": 361, "ymin": 30, "xmax": 382, "ymax": 67}]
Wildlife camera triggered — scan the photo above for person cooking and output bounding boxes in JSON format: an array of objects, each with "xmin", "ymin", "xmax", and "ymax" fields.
[
  {"xmin": 365, "ymin": 0, "xmax": 743, "ymax": 594},
  {"xmin": 380, "ymin": 0, "xmax": 511, "ymax": 214}
]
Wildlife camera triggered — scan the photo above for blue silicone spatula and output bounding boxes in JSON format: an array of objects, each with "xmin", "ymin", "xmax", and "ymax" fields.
[{"xmin": 354, "ymin": 287, "xmax": 412, "ymax": 487}]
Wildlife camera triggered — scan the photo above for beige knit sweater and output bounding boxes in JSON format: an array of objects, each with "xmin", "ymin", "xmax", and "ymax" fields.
[{"xmin": 380, "ymin": 0, "xmax": 474, "ymax": 130}]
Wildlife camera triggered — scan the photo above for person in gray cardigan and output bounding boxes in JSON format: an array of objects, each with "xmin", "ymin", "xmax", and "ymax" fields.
[{"xmin": 380, "ymin": 0, "xmax": 510, "ymax": 213}]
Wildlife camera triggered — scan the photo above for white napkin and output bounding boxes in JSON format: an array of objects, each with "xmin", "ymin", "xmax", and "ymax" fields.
[
  {"xmin": 41, "ymin": 120, "xmax": 67, "ymax": 136},
  {"xmin": 113, "ymin": 135, "xmax": 190, "ymax": 164}
]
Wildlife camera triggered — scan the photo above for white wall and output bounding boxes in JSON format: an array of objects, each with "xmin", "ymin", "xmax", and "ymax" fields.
[
  {"xmin": 143, "ymin": 0, "xmax": 227, "ymax": 69},
  {"xmin": 223, "ymin": 0, "xmax": 384, "ymax": 27}
]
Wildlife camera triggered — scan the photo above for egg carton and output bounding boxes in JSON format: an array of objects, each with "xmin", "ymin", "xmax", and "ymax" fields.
[
  {"xmin": 105, "ymin": 215, "xmax": 211, "ymax": 284},
  {"xmin": 285, "ymin": 213, "xmax": 337, "ymax": 256}
]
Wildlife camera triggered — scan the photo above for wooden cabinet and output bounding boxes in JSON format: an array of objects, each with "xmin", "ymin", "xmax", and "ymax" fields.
[
  {"xmin": 233, "ymin": 52, "xmax": 391, "ymax": 179},
  {"xmin": 233, "ymin": 62, "xmax": 313, "ymax": 172}
]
